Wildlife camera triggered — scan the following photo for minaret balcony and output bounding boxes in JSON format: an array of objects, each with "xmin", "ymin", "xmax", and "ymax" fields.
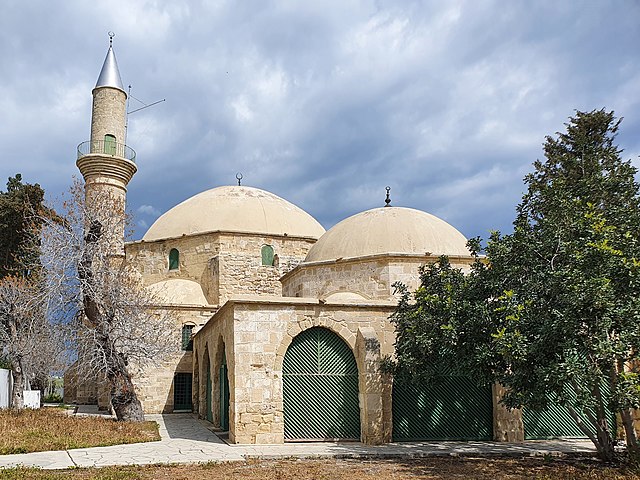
[{"xmin": 77, "ymin": 140, "xmax": 136, "ymax": 163}]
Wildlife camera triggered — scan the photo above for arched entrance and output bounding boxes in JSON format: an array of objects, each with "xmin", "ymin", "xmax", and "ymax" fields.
[{"xmin": 283, "ymin": 327, "xmax": 360, "ymax": 440}]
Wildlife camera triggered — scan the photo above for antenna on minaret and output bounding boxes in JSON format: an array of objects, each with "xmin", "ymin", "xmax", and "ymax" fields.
[
  {"xmin": 124, "ymin": 88, "xmax": 166, "ymax": 145},
  {"xmin": 236, "ymin": 173, "xmax": 243, "ymax": 186},
  {"xmin": 384, "ymin": 186, "xmax": 391, "ymax": 207}
]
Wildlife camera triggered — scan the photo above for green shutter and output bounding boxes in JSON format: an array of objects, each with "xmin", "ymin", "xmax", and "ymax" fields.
[
  {"xmin": 283, "ymin": 327, "xmax": 360, "ymax": 440},
  {"xmin": 392, "ymin": 375, "xmax": 493, "ymax": 441},
  {"xmin": 169, "ymin": 248, "xmax": 179, "ymax": 270},
  {"xmin": 261, "ymin": 245, "xmax": 274, "ymax": 266},
  {"xmin": 181, "ymin": 325, "xmax": 193, "ymax": 351},
  {"xmin": 173, "ymin": 373, "xmax": 192, "ymax": 411}
]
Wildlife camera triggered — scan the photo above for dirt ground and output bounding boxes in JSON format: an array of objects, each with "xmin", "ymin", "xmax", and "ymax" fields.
[{"xmin": 1, "ymin": 457, "xmax": 639, "ymax": 480}]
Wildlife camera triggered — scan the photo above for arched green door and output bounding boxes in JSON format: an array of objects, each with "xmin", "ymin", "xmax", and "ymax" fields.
[{"xmin": 283, "ymin": 327, "xmax": 360, "ymax": 440}]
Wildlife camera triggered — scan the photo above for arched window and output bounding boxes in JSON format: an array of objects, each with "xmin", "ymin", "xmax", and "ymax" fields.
[
  {"xmin": 261, "ymin": 244, "xmax": 274, "ymax": 266},
  {"xmin": 181, "ymin": 324, "xmax": 194, "ymax": 351},
  {"xmin": 104, "ymin": 134, "xmax": 116, "ymax": 155},
  {"xmin": 169, "ymin": 248, "xmax": 179, "ymax": 270}
]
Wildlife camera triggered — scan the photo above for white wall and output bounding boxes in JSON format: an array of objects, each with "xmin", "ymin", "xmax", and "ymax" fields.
[
  {"xmin": 23, "ymin": 390, "xmax": 40, "ymax": 409},
  {"xmin": 0, "ymin": 369, "xmax": 12, "ymax": 409}
]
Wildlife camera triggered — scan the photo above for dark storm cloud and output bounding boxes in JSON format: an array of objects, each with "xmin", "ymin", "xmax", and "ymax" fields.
[{"xmin": 1, "ymin": 0, "xmax": 639, "ymax": 241}]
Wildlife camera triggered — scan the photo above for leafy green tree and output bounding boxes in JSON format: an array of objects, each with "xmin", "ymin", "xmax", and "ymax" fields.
[
  {"xmin": 0, "ymin": 174, "xmax": 46, "ymax": 278},
  {"xmin": 388, "ymin": 110, "xmax": 640, "ymax": 461}
]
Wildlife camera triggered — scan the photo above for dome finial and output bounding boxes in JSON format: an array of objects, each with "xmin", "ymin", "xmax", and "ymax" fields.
[
  {"xmin": 236, "ymin": 172, "xmax": 243, "ymax": 186},
  {"xmin": 384, "ymin": 186, "xmax": 391, "ymax": 207}
]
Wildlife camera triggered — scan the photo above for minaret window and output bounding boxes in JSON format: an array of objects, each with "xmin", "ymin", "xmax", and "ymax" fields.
[
  {"xmin": 104, "ymin": 134, "xmax": 117, "ymax": 155},
  {"xmin": 181, "ymin": 324, "xmax": 194, "ymax": 351},
  {"xmin": 261, "ymin": 245, "xmax": 275, "ymax": 266},
  {"xmin": 169, "ymin": 248, "xmax": 180, "ymax": 270}
]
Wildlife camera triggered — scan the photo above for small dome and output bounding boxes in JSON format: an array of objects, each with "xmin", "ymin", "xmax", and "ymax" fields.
[
  {"xmin": 146, "ymin": 279, "xmax": 208, "ymax": 305},
  {"xmin": 143, "ymin": 186, "xmax": 325, "ymax": 241},
  {"xmin": 304, "ymin": 207, "xmax": 470, "ymax": 263}
]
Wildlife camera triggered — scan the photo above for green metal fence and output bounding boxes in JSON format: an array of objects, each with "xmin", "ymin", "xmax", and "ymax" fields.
[{"xmin": 392, "ymin": 375, "xmax": 493, "ymax": 441}]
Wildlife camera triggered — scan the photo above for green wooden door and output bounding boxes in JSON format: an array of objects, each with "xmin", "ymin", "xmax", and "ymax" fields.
[
  {"xmin": 104, "ymin": 134, "xmax": 116, "ymax": 155},
  {"xmin": 392, "ymin": 375, "xmax": 493, "ymax": 441},
  {"xmin": 219, "ymin": 352, "xmax": 229, "ymax": 431},
  {"xmin": 283, "ymin": 327, "xmax": 360, "ymax": 440},
  {"xmin": 206, "ymin": 362, "xmax": 213, "ymax": 423},
  {"xmin": 173, "ymin": 373, "xmax": 193, "ymax": 411}
]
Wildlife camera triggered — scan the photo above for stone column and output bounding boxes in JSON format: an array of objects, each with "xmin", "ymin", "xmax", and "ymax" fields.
[
  {"xmin": 355, "ymin": 327, "xmax": 391, "ymax": 444},
  {"xmin": 492, "ymin": 383, "xmax": 524, "ymax": 441}
]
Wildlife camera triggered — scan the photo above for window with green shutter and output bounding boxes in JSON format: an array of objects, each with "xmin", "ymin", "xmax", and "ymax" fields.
[
  {"xmin": 181, "ymin": 324, "xmax": 193, "ymax": 351},
  {"xmin": 169, "ymin": 248, "xmax": 179, "ymax": 270},
  {"xmin": 261, "ymin": 244, "xmax": 274, "ymax": 266}
]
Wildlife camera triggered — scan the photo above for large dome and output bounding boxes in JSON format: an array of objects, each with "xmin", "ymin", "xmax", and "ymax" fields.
[
  {"xmin": 304, "ymin": 207, "xmax": 470, "ymax": 263},
  {"xmin": 143, "ymin": 186, "xmax": 325, "ymax": 241}
]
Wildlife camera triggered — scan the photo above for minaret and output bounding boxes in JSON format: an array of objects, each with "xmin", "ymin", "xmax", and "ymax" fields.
[{"xmin": 76, "ymin": 34, "xmax": 136, "ymax": 254}]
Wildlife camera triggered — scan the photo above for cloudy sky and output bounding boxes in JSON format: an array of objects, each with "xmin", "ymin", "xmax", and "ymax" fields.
[{"xmin": 1, "ymin": 1, "xmax": 639, "ymax": 241}]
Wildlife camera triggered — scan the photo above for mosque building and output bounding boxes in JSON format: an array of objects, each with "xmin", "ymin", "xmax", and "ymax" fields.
[{"xmin": 64, "ymin": 39, "xmax": 584, "ymax": 445}]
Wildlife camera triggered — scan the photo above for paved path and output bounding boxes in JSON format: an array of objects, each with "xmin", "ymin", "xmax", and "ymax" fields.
[{"xmin": 0, "ymin": 413, "xmax": 596, "ymax": 470}]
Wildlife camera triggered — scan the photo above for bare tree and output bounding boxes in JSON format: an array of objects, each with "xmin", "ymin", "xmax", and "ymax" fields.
[
  {"xmin": 42, "ymin": 181, "xmax": 178, "ymax": 421},
  {"xmin": 0, "ymin": 276, "xmax": 62, "ymax": 409}
]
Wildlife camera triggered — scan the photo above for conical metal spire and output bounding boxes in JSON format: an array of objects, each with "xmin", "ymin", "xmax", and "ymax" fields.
[{"xmin": 95, "ymin": 33, "xmax": 125, "ymax": 93}]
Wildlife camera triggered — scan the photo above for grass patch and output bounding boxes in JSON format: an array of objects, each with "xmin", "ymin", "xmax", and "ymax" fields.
[
  {"xmin": 0, "ymin": 408, "xmax": 159, "ymax": 455},
  {"xmin": 1, "ymin": 458, "xmax": 640, "ymax": 480}
]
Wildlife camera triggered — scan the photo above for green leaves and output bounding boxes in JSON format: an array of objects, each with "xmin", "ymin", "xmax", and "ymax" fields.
[
  {"xmin": 389, "ymin": 109, "xmax": 640, "ymax": 458},
  {"xmin": 0, "ymin": 175, "xmax": 47, "ymax": 279}
]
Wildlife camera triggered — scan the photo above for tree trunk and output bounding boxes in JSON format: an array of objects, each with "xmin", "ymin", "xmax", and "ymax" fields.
[
  {"xmin": 110, "ymin": 371, "xmax": 145, "ymax": 421},
  {"xmin": 567, "ymin": 402, "xmax": 616, "ymax": 462},
  {"xmin": 593, "ymin": 386, "xmax": 616, "ymax": 463},
  {"xmin": 594, "ymin": 417, "xmax": 616, "ymax": 462},
  {"xmin": 620, "ymin": 407, "xmax": 639, "ymax": 454},
  {"xmin": 10, "ymin": 359, "xmax": 24, "ymax": 410}
]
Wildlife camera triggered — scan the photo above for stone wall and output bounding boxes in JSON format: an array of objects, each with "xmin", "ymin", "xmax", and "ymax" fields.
[
  {"xmin": 63, "ymin": 361, "xmax": 99, "ymax": 405},
  {"xmin": 91, "ymin": 87, "xmax": 127, "ymax": 145},
  {"xmin": 492, "ymin": 383, "xmax": 524, "ymax": 441},
  {"xmin": 126, "ymin": 232, "xmax": 315, "ymax": 305},
  {"xmin": 282, "ymin": 255, "xmax": 474, "ymax": 300},
  {"xmin": 193, "ymin": 306, "xmax": 235, "ymax": 427},
  {"xmin": 126, "ymin": 234, "xmax": 221, "ymax": 304},
  {"xmin": 132, "ymin": 307, "xmax": 216, "ymax": 414},
  {"xmin": 193, "ymin": 298, "xmax": 396, "ymax": 444}
]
